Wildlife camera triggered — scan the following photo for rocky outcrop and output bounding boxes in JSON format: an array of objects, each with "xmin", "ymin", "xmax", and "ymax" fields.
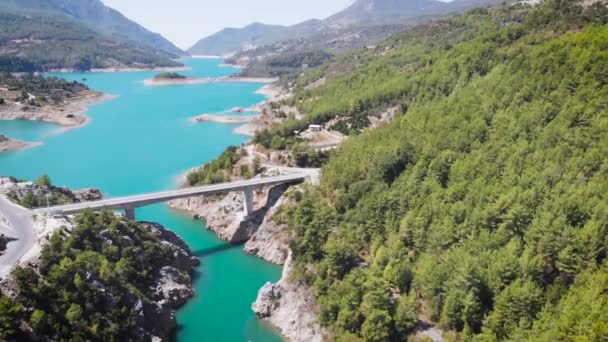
[
  {"xmin": 252, "ymin": 252, "xmax": 324, "ymax": 342},
  {"xmin": 244, "ymin": 190, "xmax": 292, "ymax": 264},
  {"xmin": 0, "ymin": 176, "xmax": 102, "ymax": 206},
  {"xmin": 0, "ymin": 218, "xmax": 199, "ymax": 342},
  {"xmin": 168, "ymin": 184, "xmax": 289, "ymax": 243},
  {"xmin": 139, "ymin": 223, "xmax": 200, "ymax": 340},
  {"xmin": 0, "ymin": 135, "xmax": 42, "ymax": 153},
  {"xmin": 0, "ymin": 234, "xmax": 16, "ymax": 255}
]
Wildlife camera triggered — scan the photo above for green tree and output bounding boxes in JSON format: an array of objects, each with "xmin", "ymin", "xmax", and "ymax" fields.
[
  {"xmin": 361, "ymin": 309, "xmax": 392, "ymax": 342},
  {"xmin": 0, "ymin": 295, "xmax": 22, "ymax": 339},
  {"xmin": 36, "ymin": 174, "xmax": 52, "ymax": 187}
]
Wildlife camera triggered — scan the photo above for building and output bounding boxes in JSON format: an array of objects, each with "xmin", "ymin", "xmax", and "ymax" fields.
[{"xmin": 309, "ymin": 124, "xmax": 322, "ymax": 132}]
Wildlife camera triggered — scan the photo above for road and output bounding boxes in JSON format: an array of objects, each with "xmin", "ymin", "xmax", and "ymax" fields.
[
  {"xmin": 34, "ymin": 174, "xmax": 306, "ymax": 216},
  {"xmin": 0, "ymin": 196, "xmax": 36, "ymax": 278}
]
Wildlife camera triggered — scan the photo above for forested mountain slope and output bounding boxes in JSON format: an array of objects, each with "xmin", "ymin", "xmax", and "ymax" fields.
[
  {"xmin": 0, "ymin": 7, "xmax": 181, "ymax": 72},
  {"xmin": 266, "ymin": 0, "xmax": 608, "ymax": 340},
  {"xmin": 1, "ymin": 0, "xmax": 183, "ymax": 58},
  {"xmin": 191, "ymin": 0, "xmax": 502, "ymax": 64}
]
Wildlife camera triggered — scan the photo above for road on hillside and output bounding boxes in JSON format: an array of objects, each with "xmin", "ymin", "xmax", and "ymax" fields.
[{"xmin": 0, "ymin": 196, "xmax": 36, "ymax": 278}]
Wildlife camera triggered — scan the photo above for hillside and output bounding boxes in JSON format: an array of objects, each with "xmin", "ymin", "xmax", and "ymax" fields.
[
  {"xmin": 188, "ymin": 22, "xmax": 287, "ymax": 56},
  {"xmin": 1, "ymin": 0, "xmax": 184, "ymax": 58},
  {"xmin": 0, "ymin": 7, "xmax": 181, "ymax": 72},
  {"xmin": 191, "ymin": 0, "xmax": 504, "ymax": 70},
  {"xmin": 246, "ymin": 0, "xmax": 608, "ymax": 340},
  {"xmin": 326, "ymin": 0, "xmax": 447, "ymax": 26}
]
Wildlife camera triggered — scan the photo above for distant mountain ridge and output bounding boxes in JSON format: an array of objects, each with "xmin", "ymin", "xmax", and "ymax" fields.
[
  {"xmin": 0, "ymin": 4, "xmax": 182, "ymax": 72},
  {"xmin": 326, "ymin": 0, "xmax": 447, "ymax": 26},
  {"xmin": 189, "ymin": 22, "xmax": 286, "ymax": 56},
  {"xmin": 2, "ymin": 0, "xmax": 184, "ymax": 58},
  {"xmin": 188, "ymin": 0, "xmax": 502, "ymax": 56}
]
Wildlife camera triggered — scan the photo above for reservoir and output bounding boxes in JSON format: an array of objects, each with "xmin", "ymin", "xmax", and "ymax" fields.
[{"xmin": 0, "ymin": 58, "xmax": 283, "ymax": 341}]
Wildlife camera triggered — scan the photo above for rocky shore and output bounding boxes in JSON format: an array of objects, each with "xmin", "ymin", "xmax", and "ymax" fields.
[
  {"xmin": 190, "ymin": 113, "xmax": 258, "ymax": 124},
  {"xmin": 168, "ymin": 184, "xmax": 289, "ymax": 243},
  {"xmin": 168, "ymin": 179, "xmax": 325, "ymax": 340},
  {"xmin": 0, "ymin": 90, "xmax": 110, "ymax": 128},
  {"xmin": 0, "ymin": 177, "xmax": 200, "ymax": 341},
  {"xmin": 0, "ymin": 216, "xmax": 199, "ymax": 341},
  {"xmin": 171, "ymin": 79, "xmax": 326, "ymax": 341},
  {"xmin": 0, "ymin": 135, "xmax": 42, "ymax": 153},
  {"xmin": 252, "ymin": 252, "xmax": 324, "ymax": 342}
]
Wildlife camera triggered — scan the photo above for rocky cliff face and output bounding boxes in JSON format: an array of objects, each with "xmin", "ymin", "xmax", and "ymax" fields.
[
  {"xmin": 243, "ymin": 189, "xmax": 292, "ymax": 264},
  {"xmin": 252, "ymin": 252, "xmax": 324, "ymax": 342},
  {"xmin": 168, "ymin": 179, "xmax": 324, "ymax": 341},
  {"xmin": 135, "ymin": 223, "xmax": 200, "ymax": 340},
  {"xmin": 167, "ymin": 184, "xmax": 289, "ymax": 243}
]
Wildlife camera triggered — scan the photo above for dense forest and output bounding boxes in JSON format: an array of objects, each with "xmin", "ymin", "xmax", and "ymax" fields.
[
  {"xmin": 0, "ymin": 211, "xmax": 195, "ymax": 340},
  {"xmin": 262, "ymin": 0, "xmax": 608, "ymax": 340}
]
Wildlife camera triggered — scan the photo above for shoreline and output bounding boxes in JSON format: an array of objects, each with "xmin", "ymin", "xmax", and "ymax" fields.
[
  {"xmin": 0, "ymin": 91, "xmax": 115, "ymax": 152},
  {"xmin": 49, "ymin": 66, "xmax": 191, "ymax": 73},
  {"xmin": 190, "ymin": 82, "xmax": 286, "ymax": 137},
  {"xmin": 219, "ymin": 63, "xmax": 246, "ymax": 69},
  {"xmin": 0, "ymin": 91, "xmax": 115, "ymax": 128},
  {"xmin": 143, "ymin": 76, "xmax": 278, "ymax": 86},
  {"xmin": 190, "ymin": 114, "xmax": 259, "ymax": 124},
  {"xmin": 0, "ymin": 136, "xmax": 43, "ymax": 153}
]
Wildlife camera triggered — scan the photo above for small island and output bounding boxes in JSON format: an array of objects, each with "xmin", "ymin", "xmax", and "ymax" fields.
[
  {"xmin": 154, "ymin": 72, "xmax": 188, "ymax": 80},
  {"xmin": 143, "ymin": 72, "xmax": 279, "ymax": 86}
]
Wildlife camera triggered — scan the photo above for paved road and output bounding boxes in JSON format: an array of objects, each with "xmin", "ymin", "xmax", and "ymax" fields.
[
  {"xmin": 0, "ymin": 196, "xmax": 36, "ymax": 278},
  {"xmin": 35, "ymin": 174, "xmax": 306, "ymax": 216}
]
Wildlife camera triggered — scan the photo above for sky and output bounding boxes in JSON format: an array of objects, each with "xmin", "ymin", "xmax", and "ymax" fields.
[{"xmin": 101, "ymin": 0, "xmax": 355, "ymax": 50}]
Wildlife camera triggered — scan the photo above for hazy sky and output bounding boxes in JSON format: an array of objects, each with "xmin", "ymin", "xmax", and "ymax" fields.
[{"xmin": 101, "ymin": 0, "xmax": 355, "ymax": 50}]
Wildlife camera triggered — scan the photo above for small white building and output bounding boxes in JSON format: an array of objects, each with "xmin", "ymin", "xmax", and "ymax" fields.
[{"xmin": 309, "ymin": 124, "xmax": 322, "ymax": 132}]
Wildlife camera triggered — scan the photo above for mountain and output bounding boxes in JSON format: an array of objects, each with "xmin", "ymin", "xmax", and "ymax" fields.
[
  {"xmin": 247, "ymin": 1, "xmax": 608, "ymax": 340},
  {"xmin": 188, "ymin": 23, "xmax": 286, "ymax": 56},
  {"xmin": 0, "ymin": 7, "xmax": 181, "ymax": 72},
  {"xmin": 190, "ymin": 0, "xmax": 503, "ymax": 60},
  {"xmin": 325, "ymin": 0, "xmax": 447, "ymax": 27},
  {"xmin": 1, "ymin": 0, "xmax": 184, "ymax": 58}
]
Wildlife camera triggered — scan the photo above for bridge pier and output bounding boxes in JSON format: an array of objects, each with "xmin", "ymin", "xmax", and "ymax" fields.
[
  {"xmin": 124, "ymin": 208, "xmax": 136, "ymax": 220},
  {"xmin": 243, "ymin": 188, "xmax": 254, "ymax": 217}
]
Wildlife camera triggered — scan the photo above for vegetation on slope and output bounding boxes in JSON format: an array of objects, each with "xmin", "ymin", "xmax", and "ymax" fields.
[
  {"xmin": 186, "ymin": 146, "xmax": 251, "ymax": 186},
  {"xmin": 0, "ymin": 211, "xmax": 195, "ymax": 340},
  {"xmin": 234, "ymin": 50, "xmax": 334, "ymax": 78},
  {"xmin": 254, "ymin": 4, "xmax": 531, "ymax": 149},
  {"xmin": 1, "ymin": 0, "xmax": 184, "ymax": 58},
  {"xmin": 270, "ymin": 0, "xmax": 608, "ymax": 340},
  {"xmin": 0, "ymin": 7, "xmax": 181, "ymax": 72},
  {"xmin": 0, "ymin": 72, "xmax": 88, "ymax": 107}
]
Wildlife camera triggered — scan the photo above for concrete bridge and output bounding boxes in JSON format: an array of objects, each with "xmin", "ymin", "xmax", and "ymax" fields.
[{"xmin": 34, "ymin": 174, "xmax": 306, "ymax": 220}]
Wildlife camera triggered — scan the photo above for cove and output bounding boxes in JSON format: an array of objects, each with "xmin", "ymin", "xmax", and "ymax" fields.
[{"xmin": 0, "ymin": 58, "xmax": 283, "ymax": 341}]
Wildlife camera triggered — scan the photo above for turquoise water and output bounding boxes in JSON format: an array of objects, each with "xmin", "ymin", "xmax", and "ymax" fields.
[{"xmin": 0, "ymin": 58, "xmax": 283, "ymax": 341}]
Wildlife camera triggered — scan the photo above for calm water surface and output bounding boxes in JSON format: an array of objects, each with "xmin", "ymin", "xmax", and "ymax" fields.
[{"xmin": 0, "ymin": 58, "xmax": 283, "ymax": 341}]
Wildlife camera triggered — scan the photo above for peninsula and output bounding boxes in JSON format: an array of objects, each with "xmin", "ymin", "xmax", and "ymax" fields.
[{"xmin": 0, "ymin": 73, "xmax": 109, "ymax": 152}]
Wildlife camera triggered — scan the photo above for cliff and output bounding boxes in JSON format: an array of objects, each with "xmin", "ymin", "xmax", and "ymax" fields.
[{"xmin": 252, "ymin": 252, "xmax": 324, "ymax": 342}]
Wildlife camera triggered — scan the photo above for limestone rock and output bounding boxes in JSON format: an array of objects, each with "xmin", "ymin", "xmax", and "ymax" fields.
[{"xmin": 252, "ymin": 253, "xmax": 324, "ymax": 342}]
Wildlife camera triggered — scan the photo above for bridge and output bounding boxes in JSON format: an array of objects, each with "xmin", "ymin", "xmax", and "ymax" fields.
[{"xmin": 33, "ymin": 174, "xmax": 307, "ymax": 220}]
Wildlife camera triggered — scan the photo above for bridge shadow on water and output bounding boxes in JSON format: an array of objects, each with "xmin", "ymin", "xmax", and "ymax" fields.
[{"xmin": 192, "ymin": 242, "xmax": 244, "ymax": 258}]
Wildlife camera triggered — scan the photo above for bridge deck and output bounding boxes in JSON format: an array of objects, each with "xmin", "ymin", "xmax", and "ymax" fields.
[{"xmin": 34, "ymin": 174, "xmax": 306, "ymax": 215}]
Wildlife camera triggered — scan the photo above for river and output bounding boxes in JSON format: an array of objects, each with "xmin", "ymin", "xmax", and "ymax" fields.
[{"xmin": 0, "ymin": 58, "xmax": 283, "ymax": 341}]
